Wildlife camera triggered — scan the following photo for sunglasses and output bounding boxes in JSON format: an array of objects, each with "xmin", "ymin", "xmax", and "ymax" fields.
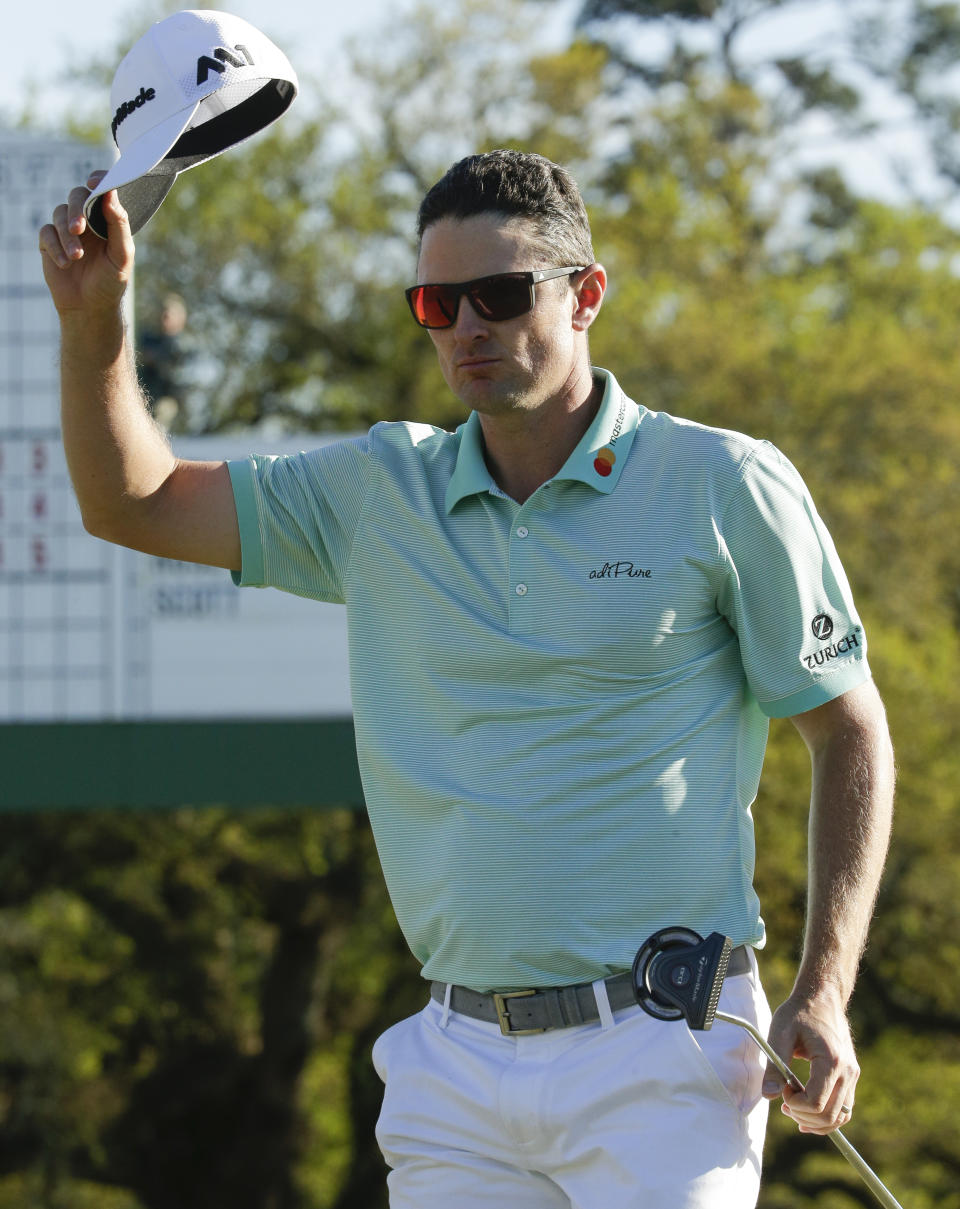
[{"xmin": 405, "ymin": 266, "xmax": 585, "ymax": 329}]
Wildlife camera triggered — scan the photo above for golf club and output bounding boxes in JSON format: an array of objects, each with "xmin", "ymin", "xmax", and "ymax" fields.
[{"xmin": 631, "ymin": 926, "xmax": 905, "ymax": 1209}]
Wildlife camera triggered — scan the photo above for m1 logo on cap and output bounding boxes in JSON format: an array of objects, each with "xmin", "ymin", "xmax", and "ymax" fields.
[{"xmin": 197, "ymin": 43, "xmax": 255, "ymax": 85}]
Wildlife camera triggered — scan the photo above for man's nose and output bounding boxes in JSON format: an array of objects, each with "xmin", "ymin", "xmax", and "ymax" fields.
[{"xmin": 451, "ymin": 294, "xmax": 491, "ymax": 337}]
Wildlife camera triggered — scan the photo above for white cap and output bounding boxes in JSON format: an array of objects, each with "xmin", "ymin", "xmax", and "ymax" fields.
[{"xmin": 84, "ymin": 9, "xmax": 297, "ymax": 238}]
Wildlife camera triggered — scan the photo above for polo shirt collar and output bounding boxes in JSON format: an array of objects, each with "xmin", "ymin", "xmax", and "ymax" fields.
[{"xmin": 445, "ymin": 368, "xmax": 639, "ymax": 512}]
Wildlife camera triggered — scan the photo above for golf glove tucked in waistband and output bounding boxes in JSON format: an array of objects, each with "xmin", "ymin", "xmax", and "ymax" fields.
[{"xmin": 430, "ymin": 946, "xmax": 751, "ymax": 1036}]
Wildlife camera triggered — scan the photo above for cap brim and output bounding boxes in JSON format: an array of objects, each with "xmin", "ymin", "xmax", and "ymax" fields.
[
  {"xmin": 84, "ymin": 71, "xmax": 297, "ymax": 239},
  {"xmin": 83, "ymin": 100, "xmax": 199, "ymax": 238},
  {"xmin": 86, "ymin": 175, "xmax": 180, "ymax": 240}
]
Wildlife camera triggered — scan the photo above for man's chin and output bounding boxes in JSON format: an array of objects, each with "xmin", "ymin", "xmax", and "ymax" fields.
[{"xmin": 454, "ymin": 373, "xmax": 534, "ymax": 414}]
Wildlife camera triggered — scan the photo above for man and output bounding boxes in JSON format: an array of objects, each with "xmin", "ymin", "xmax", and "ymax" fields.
[{"xmin": 40, "ymin": 149, "xmax": 895, "ymax": 1208}]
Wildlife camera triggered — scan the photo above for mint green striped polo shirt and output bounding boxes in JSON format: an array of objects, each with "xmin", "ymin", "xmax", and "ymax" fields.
[{"xmin": 228, "ymin": 369, "xmax": 870, "ymax": 992}]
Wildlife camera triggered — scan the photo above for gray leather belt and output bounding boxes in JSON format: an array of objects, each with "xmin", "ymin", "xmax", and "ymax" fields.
[{"xmin": 430, "ymin": 945, "xmax": 751, "ymax": 1036}]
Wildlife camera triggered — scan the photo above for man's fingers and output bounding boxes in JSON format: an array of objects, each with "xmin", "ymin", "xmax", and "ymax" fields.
[
  {"xmin": 782, "ymin": 1080, "xmax": 856, "ymax": 1134},
  {"xmin": 762, "ymin": 1000, "xmax": 860, "ymax": 1133},
  {"xmin": 66, "ymin": 183, "xmax": 95, "ymax": 233},
  {"xmin": 60, "ymin": 171, "xmax": 111, "ymax": 239},
  {"xmin": 38, "ymin": 175, "xmax": 134, "ymax": 299},
  {"xmin": 53, "ymin": 197, "xmax": 88, "ymax": 261},
  {"xmin": 802, "ymin": 1044, "xmax": 859, "ymax": 1112},
  {"xmin": 39, "ymin": 221, "xmax": 70, "ymax": 270},
  {"xmin": 761, "ymin": 1015, "xmax": 800, "ymax": 1099},
  {"xmin": 762, "ymin": 1072, "xmax": 784, "ymax": 1098},
  {"xmin": 779, "ymin": 1053, "xmax": 859, "ymax": 1134},
  {"xmin": 100, "ymin": 187, "xmax": 127, "ymax": 224},
  {"xmin": 40, "ymin": 202, "xmax": 82, "ymax": 270},
  {"xmin": 100, "ymin": 189, "xmax": 135, "ymax": 270}
]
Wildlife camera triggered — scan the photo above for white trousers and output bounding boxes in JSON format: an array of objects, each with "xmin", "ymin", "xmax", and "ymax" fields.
[{"xmin": 373, "ymin": 954, "xmax": 771, "ymax": 1208}]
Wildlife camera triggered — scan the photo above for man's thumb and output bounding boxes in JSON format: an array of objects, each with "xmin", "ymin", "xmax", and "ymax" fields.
[
  {"xmin": 101, "ymin": 190, "xmax": 135, "ymax": 274},
  {"xmin": 762, "ymin": 1065, "xmax": 785, "ymax": 1099}
]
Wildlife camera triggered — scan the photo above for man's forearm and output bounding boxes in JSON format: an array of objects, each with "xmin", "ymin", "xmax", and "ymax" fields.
[
  {"xmin": 59, "ymin": 308, "xmax": 177, "ymax": 545},
  {"xmin": 764, "ymin": 683, "xmax": 895, "ymax": 1129},
  {"xmin": 794, "ymin": 686, "xmax": 896, "ymax": 1005}
]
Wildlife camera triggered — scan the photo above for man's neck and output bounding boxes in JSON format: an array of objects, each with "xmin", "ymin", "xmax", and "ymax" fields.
[{"xmin": 476, "ymin": 370, "xmax": 603, "ymax": 504}]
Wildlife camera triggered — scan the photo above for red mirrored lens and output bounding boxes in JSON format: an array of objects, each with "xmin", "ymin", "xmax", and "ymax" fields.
[
  {"xmin": 410, "ymin": 286, "xmax": 457, "ymax": 328},
  {"xmin": 408, "ymin": 275, "xmax": 535, "ymax": 328}
]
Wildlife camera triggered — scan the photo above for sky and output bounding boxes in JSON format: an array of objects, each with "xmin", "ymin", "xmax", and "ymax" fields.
[
  {"xmin": 0, "ymin": 0, "xmax": 939, "ymax": 208},
  {"xmin": 0, "ymin": 0, "xmax": 875, "ymax": 129},
  {"xmin": 1, "ymin": 0, "xmax": 419, "ymax": 124}
]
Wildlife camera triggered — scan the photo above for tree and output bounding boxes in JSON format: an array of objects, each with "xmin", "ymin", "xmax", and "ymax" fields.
[
  {"xmin": 576, "ymin": 58, "xmax": 960, "ymax": 1203},
  {"xmin": 0, "ymin": 805, "xmax": 437, "ymax": 1209},
  {"xmin": 131, "ymin": 0, "xmax": 612, "ymax": 436},
  {"xmin": 574, "ymin": 0, "xmax": 960, "ymax": 205}
]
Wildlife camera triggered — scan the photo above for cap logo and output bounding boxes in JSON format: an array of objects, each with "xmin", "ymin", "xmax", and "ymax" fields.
[
  {"xmin": 112, "ymin": 86, "xmax": 157, "ymax": 140},
  {"xmin": 197, "ymin": 43, "xmax": 255, "ymax": 85}
]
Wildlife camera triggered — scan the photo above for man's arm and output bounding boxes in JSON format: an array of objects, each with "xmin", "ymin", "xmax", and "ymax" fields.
[
  {"xmin": 764, "ymin": 677, "xmax": 895, "ymax": 1133},
  {"xmin": 38, "ymin": 173, "xmax": 241, "ymax": 570}
]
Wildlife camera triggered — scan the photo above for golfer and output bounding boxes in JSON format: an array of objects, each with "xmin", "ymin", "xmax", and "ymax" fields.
[{"xmin": 40, "ymin": 149, "xmax": 895, "ymax": 1208}]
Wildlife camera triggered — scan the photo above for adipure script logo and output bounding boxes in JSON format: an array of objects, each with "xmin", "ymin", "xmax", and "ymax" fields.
[
  {"xmin": 589, "ymin": 561, "xmax": 653, "ymax": 580},
  {"xmin": 196, "ymin": 43, "xmax": 255, "ymax": 85}
]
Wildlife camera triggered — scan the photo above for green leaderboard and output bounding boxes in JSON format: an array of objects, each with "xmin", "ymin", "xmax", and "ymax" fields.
[{"xmin": 1, "ymin": 719, "xmax": 364, "ymax": 810}]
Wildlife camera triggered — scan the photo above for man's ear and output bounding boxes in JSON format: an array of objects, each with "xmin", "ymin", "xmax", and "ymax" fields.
[{"xmin": 572, "ymin": 264, "xmax": 607, "ymax": 332}]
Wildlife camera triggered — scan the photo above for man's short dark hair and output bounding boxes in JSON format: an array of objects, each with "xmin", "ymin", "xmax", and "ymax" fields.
[{"xmin": 417, "ymin": 150, "xmax": 595, "ymax": 268}]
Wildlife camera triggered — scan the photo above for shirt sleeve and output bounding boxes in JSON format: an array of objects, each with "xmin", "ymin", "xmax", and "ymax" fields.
[
  {"xmin": 227, "ymin": 433, "xmax": 372, "ymax": 603},
  {"xmin": 716, "ymin": 440, "xmax": 870, "ymax": 718}
]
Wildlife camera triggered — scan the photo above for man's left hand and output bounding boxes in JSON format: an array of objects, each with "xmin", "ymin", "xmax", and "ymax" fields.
[{"xmin": 763, "ymin": 989, "xmax": 860, "ymax": 1134}]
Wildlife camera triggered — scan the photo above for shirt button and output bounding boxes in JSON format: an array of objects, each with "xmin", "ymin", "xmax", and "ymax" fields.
[
  {"xmin": 515, "ymin": 583, "xmax": 528, "ymax": 596},
  {"xmin": 516, "ymin": 526, "xmax": 529, "ymax": 539}
]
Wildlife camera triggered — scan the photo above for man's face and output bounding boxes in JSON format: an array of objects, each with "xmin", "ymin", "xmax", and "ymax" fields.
[{"xmin": 416, "ymin": 214, "xmax": 584, "ymax": 418}]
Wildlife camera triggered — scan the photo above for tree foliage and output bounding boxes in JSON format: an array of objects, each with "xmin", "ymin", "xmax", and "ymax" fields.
[
  {"xmin": 575, "ymin": 0, "xmax": 960, "ymax": 195},
  {"xmin": 4, "ymin": 0, "xmax": 960, "ymax": 1206}
]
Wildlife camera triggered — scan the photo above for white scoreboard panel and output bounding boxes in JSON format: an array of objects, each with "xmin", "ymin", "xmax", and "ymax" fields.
[
  {"xmin": 0, "ymin": 133, "xmax": 351, "ymax": 722},
  {"xmin": 130, "ymin": 436, "xmax": 353, "ymax": 721}
]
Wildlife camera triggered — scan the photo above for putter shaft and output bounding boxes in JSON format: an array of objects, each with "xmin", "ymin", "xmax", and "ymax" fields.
[{"xmin": 714, "ymin": 1011, "xmax": 905, "ymax": 1209}]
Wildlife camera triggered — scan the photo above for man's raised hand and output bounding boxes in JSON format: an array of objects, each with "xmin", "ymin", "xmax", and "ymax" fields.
[{"xmin": 38, "ymin": 172, "xmax": 135, "ymax": 314}]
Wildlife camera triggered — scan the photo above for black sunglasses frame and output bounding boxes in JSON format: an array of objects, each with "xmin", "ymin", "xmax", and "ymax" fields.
[{"xmin": 405, "ymin": 266, "xmax": 586, "ymax": 329}]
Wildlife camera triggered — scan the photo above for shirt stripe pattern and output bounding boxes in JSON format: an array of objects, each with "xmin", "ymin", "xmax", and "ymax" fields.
[{"xmin": 228, "ymin": 370, "xmax": 870, "ymax": 991}]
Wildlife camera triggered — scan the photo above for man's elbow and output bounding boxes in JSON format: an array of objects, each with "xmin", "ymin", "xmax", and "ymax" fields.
[{"xmin": 77, "ymin": 498, "xmax": 150, "ymax": 552}]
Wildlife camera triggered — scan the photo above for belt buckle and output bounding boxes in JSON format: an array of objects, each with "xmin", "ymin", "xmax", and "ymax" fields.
[{"xmin": 493, "ymin": 989, "xmax": 545, "ymax": 1036}]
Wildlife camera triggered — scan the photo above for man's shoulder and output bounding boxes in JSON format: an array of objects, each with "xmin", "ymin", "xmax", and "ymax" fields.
[
  {"xmin": 367, "ymin": 419, "xmax": 461, "ymax": 459},
  {"xmin": 351, "ymin": 421, "xmax": 464, "ymax": 502},
  {"xmin": 637, "ymin": 404, "xmax": 769, "ymax": 479}
]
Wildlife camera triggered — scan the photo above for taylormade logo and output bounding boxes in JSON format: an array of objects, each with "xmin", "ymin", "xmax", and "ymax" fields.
[
  {"xmin": 671, "ymin": 956, "xmax": 708, "ymax": 999},
  {"xmin": 196, "ymin": 43, "xmax": 255, "ymax": 84},
  {"xmin": 111, "ymin": 87, "xmax": 156, "ymax": 140}
]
